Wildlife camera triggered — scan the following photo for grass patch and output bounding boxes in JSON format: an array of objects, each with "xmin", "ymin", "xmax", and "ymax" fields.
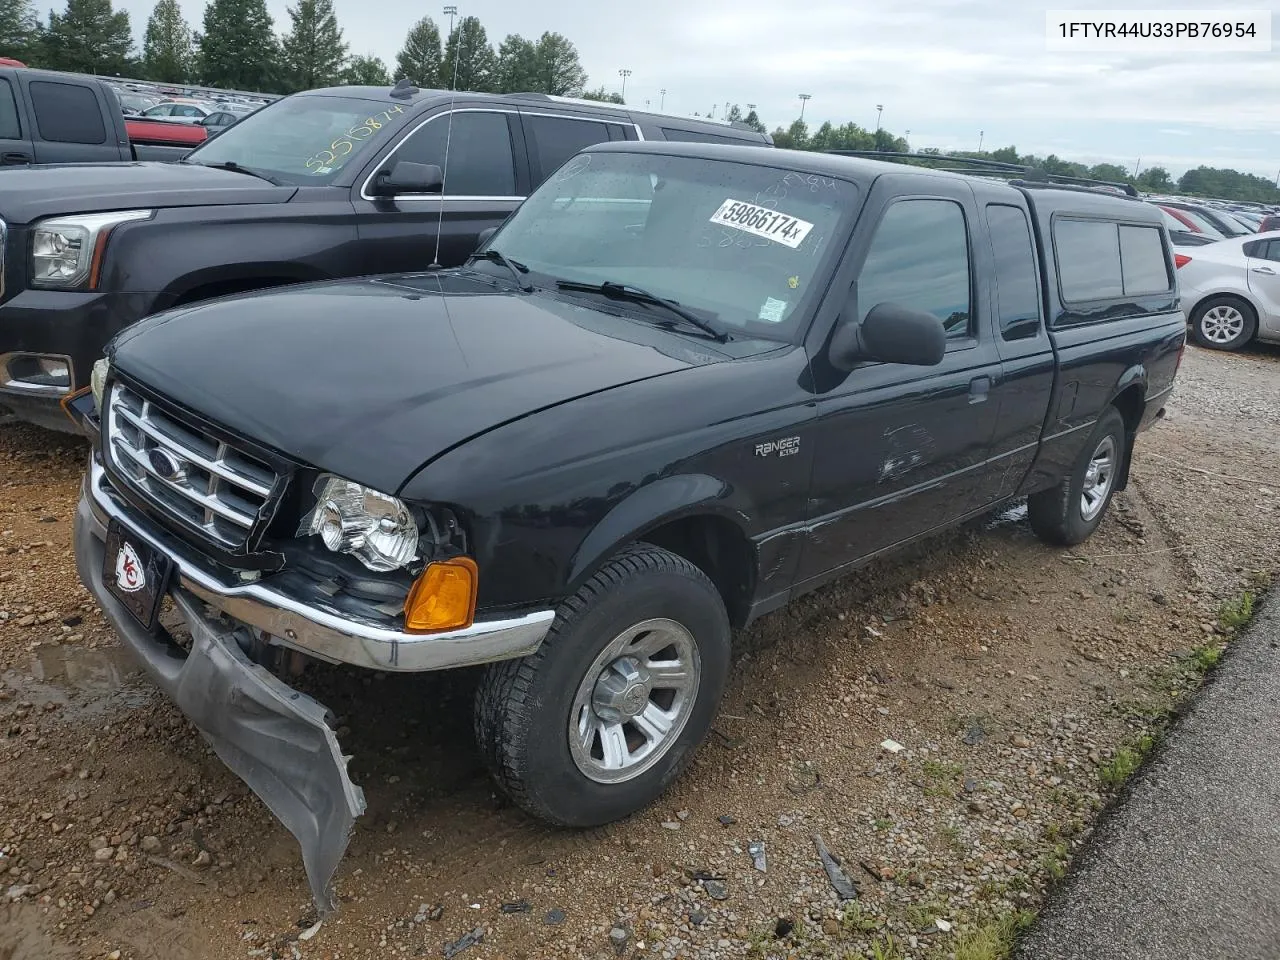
[
  {"xmin": 840, "ymin": 902, "xmax": 883, "ymax": 935},
  {"xmin": 1219, "ymin": 590, "xmax": 1256, "ymax": 633},
  {"xmin": 1098, "ymin": 733, "xmax": 1156, "ymax": 789},
  {"xmin": 869, "ymin": 933, "xmax": 906, "ymax": 960},
  {"xmin": 1186, "ymin": 643, "xmax": 1223, "ymax": 674},
  {"xmin": 873, "ymin": 817, "xmax": 894, "ymax": 831},
  {"xmin": 923, "ymin": 759, "xmax": 964, "ymax": 780},
  {"xmin": 941, "ymin": 910, "xmax": 1036, "ymax": 960},
  {"xmin": 939, "ymin": 823, "xmax": 966, "ymax": 852},
  {"xmin": 1040, "ymin": 841, "xmax": 1070, "ymax": 881}
]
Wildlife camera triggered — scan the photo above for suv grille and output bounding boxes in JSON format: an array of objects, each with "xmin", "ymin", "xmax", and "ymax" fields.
[{"xmin": 105, "ymin": 382, "xmax": 278, "ymax": 550}]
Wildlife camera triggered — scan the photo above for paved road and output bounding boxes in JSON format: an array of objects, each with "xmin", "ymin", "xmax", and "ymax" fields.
[{"xmin": 1019, "ymin": 596, "xmax": 1280, "ymax": 960}]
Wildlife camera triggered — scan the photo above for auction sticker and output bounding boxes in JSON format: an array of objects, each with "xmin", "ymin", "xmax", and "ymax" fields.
[{"xmin": 709, "ymin": 199, "xmax": 814, "ymax": 249}]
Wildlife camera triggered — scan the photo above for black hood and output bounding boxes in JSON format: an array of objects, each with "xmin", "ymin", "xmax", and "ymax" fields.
[
  {"xmin": 0, "ymin": 162, "xmax": 296, "ymax": 223},
  {"xmin": 110, "ymin": 272, "xmax": 730, "ymax": 495}
]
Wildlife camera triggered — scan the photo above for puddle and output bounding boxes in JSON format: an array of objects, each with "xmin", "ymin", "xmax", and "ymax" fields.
[
  {"xmin": 28, "ymin": 643, "xmax": 138, "ymax": 695},
  {"xmin": 986, "ymin": 500, "xmax": 1029, "ymax": 529}
]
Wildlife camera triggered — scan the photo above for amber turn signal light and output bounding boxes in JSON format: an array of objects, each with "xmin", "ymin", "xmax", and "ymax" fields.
[{"xmin": 404, "ymin": 557, "xmax": 478, "ymax": 633}]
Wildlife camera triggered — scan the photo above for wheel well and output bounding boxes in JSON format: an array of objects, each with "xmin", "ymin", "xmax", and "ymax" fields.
[
  {"xmin": 172, "ymin": 276, "xmax": 301, "ymax": 307},
  {"xmin": 639, "ymin": 514, "xmax": 755, "ymax": 629},
  {"xmin": 1111, "ymin": 385, "xmax": 1144, "ymax": 490},
  {"xmin": 1190, "ymin": 292, "xmax": 1257, "ymax": 321}
]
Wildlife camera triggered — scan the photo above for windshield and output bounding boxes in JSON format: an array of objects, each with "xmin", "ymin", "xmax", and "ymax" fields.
[
  {"xmin": 185, "ymin": 94, "xmax": 406, "ymax": 184},
  {"xmin": 487, "ymin": 151, "xmax": 857, "ymax": 340}
]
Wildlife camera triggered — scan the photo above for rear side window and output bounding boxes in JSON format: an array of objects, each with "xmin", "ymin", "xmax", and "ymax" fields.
[
  {"xmin": 1054, "ymin": 219, "xmax": 1123, "ymax": 301},
  {"xmin": 396, "ymin": 110, "xmax": 517, "ymax": 196},
  {"xmin": 660, "ymin": 127, "xmax": 756, "ymax": 145},
  {"xmin": 0, "ymin": 78, "xmax": 19, "ymax": 139},
  {"xmin": 1118, "ymin": 225, "xmax": 1171, "ymax": 295},
  {"xmin": 29, "ymin": 81, "xmax": 107, "ymax": 144},
  {"xmin": 525, "ymin": 115, "xmax": 623, "ymax": 180},
  {"xmin": 859, "ymin": 198, "xmax": 972, "ymax": 339},
  {"xmin": 986, "ymin": 204, "xmax": 1041, "ymax": 341}
]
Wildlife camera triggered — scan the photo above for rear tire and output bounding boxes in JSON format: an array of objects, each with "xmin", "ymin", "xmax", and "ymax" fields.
[
  {"xmin": 474, "ymin": 544, "xmax": 731, "ymax": 827},
  {"xmin": 1190, "ymin": 296, "xmax": 1256, "ymax": 351},
  {"xmin": 1028, "ymin": 407, "xmax": 1127, "ymax": 546}
]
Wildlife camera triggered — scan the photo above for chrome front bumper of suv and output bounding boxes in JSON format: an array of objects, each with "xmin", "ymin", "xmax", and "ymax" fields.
[{"xmin": 79, "ymin": 458, "xmax": 555, "ymax": 672}]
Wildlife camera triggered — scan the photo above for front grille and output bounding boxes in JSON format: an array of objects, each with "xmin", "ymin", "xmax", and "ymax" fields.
[{"xmin": 105, "ymin": 382, "xmax": 279, "ymax": 550}]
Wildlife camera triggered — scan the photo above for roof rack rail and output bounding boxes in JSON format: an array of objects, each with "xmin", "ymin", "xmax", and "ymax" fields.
[{"xmin": 823, "ymin": 150, "xmax": 1139, "ymax": 198}]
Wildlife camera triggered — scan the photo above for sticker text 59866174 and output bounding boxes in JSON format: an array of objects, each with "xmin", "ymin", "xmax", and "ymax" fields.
[{"xmin": 709, "ymin": 199, "xmax": 815, "ymax": 249}]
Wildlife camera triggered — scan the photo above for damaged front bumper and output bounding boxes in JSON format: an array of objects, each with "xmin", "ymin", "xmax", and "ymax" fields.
[{"xmin": 75, "ymin": 485, "xmax": 364, "ymax": 914}]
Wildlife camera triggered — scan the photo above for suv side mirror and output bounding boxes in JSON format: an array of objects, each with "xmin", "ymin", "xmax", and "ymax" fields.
[
  {"xmin": 829, "ymin": 301, "xmax": 947, "ymax": 371},
  {"xmin": 476, "ymin": 226, "xmax": 498, "ymax": 249},
  {"xmin": 371, "ymin": 161, "xmax": 444, "ymax": 198}
]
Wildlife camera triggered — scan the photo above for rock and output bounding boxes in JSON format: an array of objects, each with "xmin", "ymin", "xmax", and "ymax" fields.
[
  {"xmin": 703, "ymin": 879, "xmax": 728, "ymax": 901},
  {"xmin": 191, "ymin": 850, "xmax": 211, "ymax": 868},
  {"xmin": 660, "ymin": 822, "xmax": 682, "ymax": 831},
  {"xmin": 822, "ymin": 918, "xmax": 840, "ymax": 936},
  {"xmin": 935, "ymin": 918, "xmax": 952, "ymax": 932},
  {"xmin": 609, "ymin": 926, "xmax": 629, "ymax": 955},
  {"xmin": 774, "ymin": 917, "xmax": 795, "ymax": 938},
  {"xmin": 717, "ymin": 815, "xmax": 736, "ymax": 827},
  {"xmin": 544, "ymin": 908, "xmax": 566, "ymax": 926},
  {"xmin": 140, "ymin": 836, "xmax": 161, "ymax": 853},
  {"xmin": 967, "ymin": 800, "xmax": 988, "ymax": 814},
  {"xmin": 93, "ymin": 847, "xmax": 114, "ymax": 862},
  {"xmin": 880, "ymin": 739, "xmax": 906, "ymax": 754},
  {"xmin": 676, "ymin": 810, "xmax": 690, "ymax": 821},
  {"xmin": 1010, "ymin": 734, "xmax": 1033, "ymax": 749},
  {"xmin": 89, "ymin": 837, "xmax": 108, "ymax": 851},
  {"xmin": 689, "ymin": 910, "xmax": 707, "ymax": 927}
]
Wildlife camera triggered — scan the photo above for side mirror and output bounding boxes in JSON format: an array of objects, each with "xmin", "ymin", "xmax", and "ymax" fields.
[
  {"xmin": 371, "ymin": 160, "xmax": 444, "ymax": 198},
  {"xmin": 829, "ymin": 301, "xmax": 947, "ymax": 371},
  {"xmin": 476, "ymin": 226, "xmax": 498, "ymax": 249}
]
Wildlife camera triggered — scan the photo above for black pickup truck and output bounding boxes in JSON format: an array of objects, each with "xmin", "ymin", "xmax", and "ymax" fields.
[
  {"xmin": 66, "ymin": 141, "xmax": 1184, "ymax": 912},
  {"xmin": 0, "ymin": 80, "xmax": 769, "ymax": 430},
  {"xmin": 0, "ymin": 66, "xmax": 192, "ymax": 165}
]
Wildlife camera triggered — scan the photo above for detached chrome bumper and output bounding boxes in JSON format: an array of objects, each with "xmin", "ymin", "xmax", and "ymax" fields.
[{"xmin": 81, "ymin": 458, "xmax": 555, "ymax": 672}]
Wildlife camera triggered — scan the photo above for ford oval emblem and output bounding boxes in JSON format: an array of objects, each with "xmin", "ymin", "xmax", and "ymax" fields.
[{"xmin": 147, "ymin": 448, "xmax": 187, "ymax": 483}]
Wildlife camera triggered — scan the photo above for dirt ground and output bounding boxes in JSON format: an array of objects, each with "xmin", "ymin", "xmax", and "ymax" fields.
[{"xmin": 2, "ymin": 343, "xmax": 1277, "ymax": 960}]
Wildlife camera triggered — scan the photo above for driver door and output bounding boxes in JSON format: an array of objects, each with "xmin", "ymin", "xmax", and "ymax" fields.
[{"xmin": 795, "ymin": 175, "xmax": 1003, "ymax": 586}]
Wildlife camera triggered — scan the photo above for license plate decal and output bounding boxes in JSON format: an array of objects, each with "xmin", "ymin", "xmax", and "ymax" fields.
[{"xmin": 103, "ymin": 520, "xmax": 172, "ymax": 632}]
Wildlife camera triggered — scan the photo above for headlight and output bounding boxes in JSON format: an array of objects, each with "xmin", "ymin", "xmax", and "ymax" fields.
[
  {"xmin": 298, "ymin": 475, "xmax": 419, "ymax": 572},
  {"xmin": 90, "ymin": 357, "xmax": 109, "ymax": 412},
  {"xmin": 31, "ymin": 210, "xmax": 152, "ymax": 289}
]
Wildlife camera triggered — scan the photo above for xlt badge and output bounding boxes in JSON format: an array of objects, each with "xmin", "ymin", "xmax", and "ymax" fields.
[{"xmin": 755, "ymin": 436, "xmax": 800, "ymax": 458}]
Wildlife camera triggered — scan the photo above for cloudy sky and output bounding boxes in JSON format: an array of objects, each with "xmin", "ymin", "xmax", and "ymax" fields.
[{"xmin": 124, "ymin": 0, "xmax": 1279, "ymax": 179}]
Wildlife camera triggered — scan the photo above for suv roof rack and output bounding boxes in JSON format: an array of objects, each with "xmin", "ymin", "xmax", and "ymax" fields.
[
  {"xmin": 506, "ymin": 92, "xmax": 758, "ymax": 130},
  {"xmin": 824, "ymin": 150, "xmax": 1140, "ymax": 198}
]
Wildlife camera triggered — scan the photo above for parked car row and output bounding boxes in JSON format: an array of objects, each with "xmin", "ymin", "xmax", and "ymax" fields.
[{"xmin": 54, "ymin": 129, "xmax": 1184, "ymax": 913}]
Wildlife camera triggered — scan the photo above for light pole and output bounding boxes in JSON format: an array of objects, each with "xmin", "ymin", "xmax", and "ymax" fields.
[
  {"xmin": 443, "ymin": 5, "xmax": 456, "ymax": 39},
  {"xmin": 798, "ymin": 93, "xmax": 811, "ymax": 120},
  {"xmin": 618, "ymin": 68, "xmax": 631, "ymax": 100},
  {"xmin": 978, "ymin": 130, "xmax": 984, "ymax": 153},
  {"xmin": 875, "ymin": 104, "xmax": 883, "ymax": 132},
  {"xmin": 660, "ymin": 88, "xmax": 666, "ymax": 109}
]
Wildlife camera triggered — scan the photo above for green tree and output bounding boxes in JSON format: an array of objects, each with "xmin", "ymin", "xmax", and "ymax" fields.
[
  {"xmin": 492, "ymin": 33, "xmax": 536, "ymax": 92},
  {"xmin": 43, "ymin": 0, "xmax": 132, "ymax": 74},
  {"xmin": 989, "ymin": 145, "xmax": 1020, "ymax": 164},
  {"xmin": 0, "ymin": 0, "xmax": 41, "ymax": 61},
  {"xmin": 141, "ymin": 0, "xmax": 192, "ymax": 83},
  {"xmin": 580, "ymin": 85, "xmax": 623, "ymax": 104},
  {"xmin": 725, "ymin": 103, "xmax": 742, "ymax": 123},
  {"xmin": 1137, "ymin": 166, "xmax": 1172, "ymax": 192},
  {"xmin": 530, "ymin": 31, "xmax": 584, "ymax": 95},
  {"xmin": 279, "ymin": 0, "xmax": 346, "ymax": 91},
  {"xmin": 197, "ymin": 0, "xmax": 278, "ymax": 90},
  {"xmin": 341, "ymin": 53, "xmax": 388, "ymax": 85},
  {"xmin": 742, "ymin": 108, "xmax": 765, "ymax": 133},
  {"xmin": 1088, "ymin": 162, "xmax": 1132, "ymax": 184},
  {"xmin": 439, "ymin": 15, "xmax": 495, "ymax": 91},
  {"xmin": 394, "ymin": 15, "xmax": 442, "ymax": 86},
  {"xmin": 771, "ymin": 119, "xmax": 809, "ymax": 150}
]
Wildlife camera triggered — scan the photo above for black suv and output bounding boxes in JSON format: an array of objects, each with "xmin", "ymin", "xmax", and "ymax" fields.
[
  {"xmin": 68, "ymin": 142, "xmax": 1184, "ymax": 912},
  {"xmin": 0, "ymin": 82, "xmax": 771, "ymax": 430}
]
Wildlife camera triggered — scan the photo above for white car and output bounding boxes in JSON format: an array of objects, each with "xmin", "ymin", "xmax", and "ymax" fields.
[{"xmin": 1177, "ymin": 230, "xmax": 1280, "ymax": 351}]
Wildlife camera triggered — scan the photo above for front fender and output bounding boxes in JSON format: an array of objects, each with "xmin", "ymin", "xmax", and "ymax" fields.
[{"xmin": 567, "ymin": 474, "xmax": 744, "ymax": 589}]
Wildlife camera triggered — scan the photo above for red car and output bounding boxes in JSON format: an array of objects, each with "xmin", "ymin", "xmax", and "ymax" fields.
[{"xmin": 124, "ymin": 117, "xmax": 208, "ymax": 147}]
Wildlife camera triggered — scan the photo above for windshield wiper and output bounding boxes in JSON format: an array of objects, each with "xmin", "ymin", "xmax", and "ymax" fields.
[
  {"xmin": 183, "ymin": 159, "xmax": 281, "ymax": 185},
  {"xmin": 556, "ymin": 280, "xmax": 727, "ymax": 342},
  {"xmin": 468, "ymin": 248, "xmax": 532, "ymax": 291}
]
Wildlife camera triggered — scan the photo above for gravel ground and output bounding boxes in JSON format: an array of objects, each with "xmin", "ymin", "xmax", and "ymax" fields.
[
  {"xmin": 1017, "ymin": 590, "xmax": 1280, "ymax": 960},
  {"xmin": 1, "ymin": 343, "xmax": 1277, "ymax": 960}
]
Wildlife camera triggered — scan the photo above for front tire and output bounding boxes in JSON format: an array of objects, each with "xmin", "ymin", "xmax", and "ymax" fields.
[
  {"xmin": 474, "ymin": 544, "xmax": 731, "ymax": 827},
  {"xmin": 1028, "ymin": 407, "xmax": 1127, "ymax": 546},
  {"xmin": 1190, "ymin": 296, "xmax": 1256, "ymax": 351}
]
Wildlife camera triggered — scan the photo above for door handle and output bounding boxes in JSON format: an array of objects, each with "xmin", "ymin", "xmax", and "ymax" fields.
[
  {"xmin": 1251, "ymin": 266, "xmax": 1276, "ymax": 275},
  {"xmin": 969, "ymin": 375, "xmax": 991, "ymax": 404},
  {"xmin": 1, "ymin": 152, "xmax": 30, "ymax": 164}
]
